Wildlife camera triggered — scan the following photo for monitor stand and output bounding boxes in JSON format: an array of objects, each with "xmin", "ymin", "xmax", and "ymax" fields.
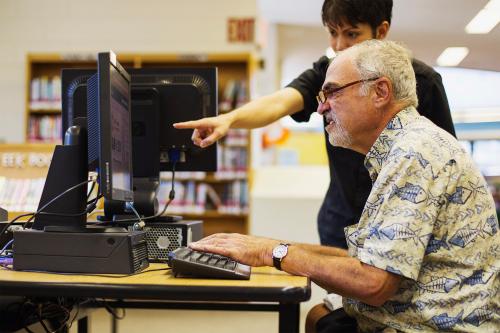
[{"xmin": 99, "ymin": 177, "xmax": 182, "ymax": 224}]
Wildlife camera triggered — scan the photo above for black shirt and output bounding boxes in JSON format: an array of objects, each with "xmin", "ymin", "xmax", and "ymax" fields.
[{"xmin": 287, "ymin": 56, "xmax": 455, "ymax": 249}]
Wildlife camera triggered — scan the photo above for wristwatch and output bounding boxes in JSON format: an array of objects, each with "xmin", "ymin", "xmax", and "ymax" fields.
[{"xmin": 272, "ymin": 243, "xmax": 290, "ymax": 270}]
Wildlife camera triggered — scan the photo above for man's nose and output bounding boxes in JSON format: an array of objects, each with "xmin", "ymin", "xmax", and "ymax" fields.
[{"xmin": 317, "ymin": 101, "xmax": 329, "ymax": 115}]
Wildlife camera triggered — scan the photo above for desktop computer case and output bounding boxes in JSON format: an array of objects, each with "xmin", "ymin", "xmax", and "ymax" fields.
[
  {"xmin": 118, "ymin": 220, "xmax": 203, "ymax": 262},
  {"xmin": 13, "ymin": 229, "xmax": 149, "ymax": 274}
]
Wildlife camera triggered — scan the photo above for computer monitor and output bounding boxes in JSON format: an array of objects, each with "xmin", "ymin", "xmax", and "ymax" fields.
[
  {"xmin": 32, "ymin": 51, "xmax": 133, "ymax": 230},
  {"xmin": 128, "ymin": 67, "xmax": 217, "ymax": 173},
  {"xmin": 59, "ymin": 66, "xmax": 218, "ymax": 221},
  {"xmin": 119, "ymin": 68, "xmax": 217, "ymax": 220},
  {"xmin": 87, "ymin": 52, "xmax": 134, "ymax": 202}
]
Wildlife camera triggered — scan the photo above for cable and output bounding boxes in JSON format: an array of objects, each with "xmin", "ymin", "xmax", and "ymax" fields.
[
  {"xmin": 21, "ymin": 179, "xmax": 96, "ymax": 230},
  {"xmin": 0, "ymin": 239, "xmax": 14, "ymax": 256},
  {"xmin": 32, "ymin": 193, "xmax": 102, "ymax": 219},
  {"xmin": 24, "ymin": 179, "xmax": 96, "ymax": 226},
  {"xmin": 126, "ymin": 202, "xmax": 144, "ymax": 230},
  {"xmin": 0, "ymin": 213, "xmax": 35, "ymax": 239}
]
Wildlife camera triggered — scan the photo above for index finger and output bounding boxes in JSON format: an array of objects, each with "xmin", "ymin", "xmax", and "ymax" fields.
[{"xmin": 173, "ymin": 120, "xmax": 203, "ymax": 129}]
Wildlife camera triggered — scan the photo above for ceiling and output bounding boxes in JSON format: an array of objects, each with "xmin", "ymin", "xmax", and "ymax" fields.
[{"xmin": 257, "ymin": 0, "xmax": 500, "ymax": 71}]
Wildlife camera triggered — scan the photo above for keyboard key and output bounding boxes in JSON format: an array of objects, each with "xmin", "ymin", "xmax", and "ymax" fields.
[
  {"xmin": 197, "ymin": 254, "xmax": 210, "ymax": 264},
  {"xmin": 215, "ymin": 259, "xmax": 227, "ymax": 268},
  {"xmin": 189, "ymin": 252, "xmax": 203, "ymax": 261},
  {"xmin": 207, "ymin": 257, "xmax": 219, "ymax": 266},
  {"xmin": 169, "ymin": 247, "xmax": 251, "ymax": 280},
  {"xmin": 225, "ymin": 261, "xmax": 236, "ymax": 270}
]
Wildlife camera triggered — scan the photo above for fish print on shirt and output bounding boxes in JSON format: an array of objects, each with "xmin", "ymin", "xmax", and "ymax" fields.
[
  {"xmin": 389, "ymin": 183, "xmax": 427, "ymax": 204},
  {"xmin": 449, "ymin": 225, "xmax": 483, "ymax": 248},
  {"xmin": 484, "ymin": 215, "xmax": 498, "ymax": 236},
  {"xmin": 425, "ymin": 233, "xmax": 450, "ymax": 254},
  {"xmin": 429, "ymin": 310, "xmax": 464, "ymax": 331},
  {"xmin": 404, "ymin": 148, "xmax": 430, "ymax": 168},
  {"xmin": 416, "ymin": 276, "xmax": 460, "ymax": 293},
  {"xmin": 456, "ymin": 269, "xmax": 494, "ymax": 289},
  {"xmin": 464, "ymin": 306, "xmax": 495, "ymax": 327},
  {"xmin": 379, "ymin": 223, "xmax": 427, "ymax": 247},
  {"xmin": 386, "ymin": 117, "xmax": 403, "ymax": 130},
  {"xmin": 445, "ymin": 186, "xmax": 472, "ymax": 205}
]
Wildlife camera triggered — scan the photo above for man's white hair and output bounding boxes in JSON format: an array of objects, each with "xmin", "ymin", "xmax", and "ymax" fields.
[{"xmin": 339, "ymin": 39, "xmax": 418, "ymax": 108}]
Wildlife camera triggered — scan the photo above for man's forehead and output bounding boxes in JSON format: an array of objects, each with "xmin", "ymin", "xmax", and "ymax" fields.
[{"xmin": 326, "ymin": 55, "xmax": 355, "ymax": 82}]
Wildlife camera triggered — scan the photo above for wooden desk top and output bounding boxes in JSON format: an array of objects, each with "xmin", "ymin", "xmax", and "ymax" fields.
[{"xmin": 0, "ymin": 264, "xmax": 311, "ymax": 303}]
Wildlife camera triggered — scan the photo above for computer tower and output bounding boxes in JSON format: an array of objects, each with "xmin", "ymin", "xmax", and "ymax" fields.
[
  {"xmin": 118, "ymin": 220, "xmax": 203, "ymax": 262},
  {"xmin": 0, "ymin": 206, "xmax": 7, "ymax": 222},
  {"xmin": 13, "ymin": 229, "xmax": 149, "ymax": 274}
]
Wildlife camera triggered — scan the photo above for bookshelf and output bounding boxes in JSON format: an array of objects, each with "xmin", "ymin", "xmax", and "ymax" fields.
[
  {"xmin": 0, "ymin": 144, "xmax": 53, "ymax": 220},
  {"xmin": 19, "ymin": 53, "xmax": 254, "ymax": 235}
]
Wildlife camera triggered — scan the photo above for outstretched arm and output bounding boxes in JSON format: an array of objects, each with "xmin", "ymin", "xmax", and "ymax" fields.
[
  {"xmin": 190, "ymin": 233, "xmax": 401, "ymax": 307},
  {"xmin": 173, "ymin": 87, "xmax": 303, "ymax": 147}
]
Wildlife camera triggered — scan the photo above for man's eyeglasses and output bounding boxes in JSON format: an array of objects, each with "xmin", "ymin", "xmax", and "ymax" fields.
[{"xmin": 316, "ymin": 77, "xmax": 380, "ymax": 104}]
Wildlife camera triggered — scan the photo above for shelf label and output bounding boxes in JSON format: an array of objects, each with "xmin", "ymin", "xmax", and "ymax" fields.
[{"xmin": 1, "ymin": 153, "xmax": 51, "ymax": 169}]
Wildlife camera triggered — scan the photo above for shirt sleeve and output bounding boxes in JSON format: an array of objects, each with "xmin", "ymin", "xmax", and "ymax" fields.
[
  {"xmin": 414, "ymin": 61, "xmax": 456, "ymax": 138},
  {"xmin": 357, "ymin": 150, "xmax": 451, "ymax": 281},
  {"xmin": 286, "ymin": 56, "xmax": 330, "ymax": 123}
]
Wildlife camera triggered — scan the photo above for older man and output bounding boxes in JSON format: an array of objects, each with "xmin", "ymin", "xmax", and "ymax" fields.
[{"xmin": 190, "ymin": 40, "xmax": 499, "ymax": 332}]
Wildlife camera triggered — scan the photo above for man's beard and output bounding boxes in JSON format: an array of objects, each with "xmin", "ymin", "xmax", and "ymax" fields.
[{"xmin": 326, "ymin": 113, "xmax": 352, "ymax": 148}]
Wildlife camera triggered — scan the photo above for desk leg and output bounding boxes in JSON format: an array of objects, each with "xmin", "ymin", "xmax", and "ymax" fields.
[
  {"xmin": 111, "ymin": 315, "xmax": 118, "ymax": 333},
  {"xmin": 77, "ymin": 317, "xmax": 88, "ymax": 333},
  {"xmin": 279, "ymin": 303, "xmax": 300, "ymax": 333}
]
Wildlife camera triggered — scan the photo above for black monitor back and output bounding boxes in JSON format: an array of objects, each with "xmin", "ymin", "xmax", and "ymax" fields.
[
  {"xmin": 128, "ymin": 67, "xmax": 218, "ymax": 172},
  {"xmin": 61, "ymin": 69, "xmax": 96, "ymax": 141},
  {"xmin": 62, "ymin": 67, "xmax": 217, "ymax": 173}
]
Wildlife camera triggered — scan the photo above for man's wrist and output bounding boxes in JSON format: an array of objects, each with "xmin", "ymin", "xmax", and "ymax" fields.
[{"xmin": 263, "ymin": 241, "xmax": 280, "ymax": 267}]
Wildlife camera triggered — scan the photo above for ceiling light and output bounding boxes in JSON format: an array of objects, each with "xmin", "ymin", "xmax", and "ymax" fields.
[
  {"xmin": 436, "ymin": 47, "xmax": 469, "ymax": 67},
  {"xmin": 465, "ymin": 0, "xmax": 500, "ymax": 34}
]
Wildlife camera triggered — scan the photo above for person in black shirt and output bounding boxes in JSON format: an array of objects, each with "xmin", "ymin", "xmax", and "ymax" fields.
[{"xmin": 175, "ymin": 0, "xmax": 455, "ymax": 250}]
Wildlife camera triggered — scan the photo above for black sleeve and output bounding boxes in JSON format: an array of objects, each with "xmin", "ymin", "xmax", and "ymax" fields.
[
  {"xmin": 286, "ymin": 56, "xmax": 330, "ymax": 123},
  {"xmin": 413, "ymin": 59, "xmax": 456, "ymax": 137}
]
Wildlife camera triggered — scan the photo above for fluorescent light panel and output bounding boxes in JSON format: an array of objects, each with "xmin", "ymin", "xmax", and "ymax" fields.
[
  {"xmin": 436, "ymin": 47, "xmax": 469, "ymax": 67},
  {"xmin": 465, "ymin": 0, "xmax": 500, "ymax": 34}
]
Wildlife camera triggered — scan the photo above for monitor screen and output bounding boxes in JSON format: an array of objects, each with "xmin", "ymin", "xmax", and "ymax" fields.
[
  {"xmin": 109, "ymin": 64, "xmax": 133, "ymax": 197},
  {"xmin": 87, "ymin": 52, "xmax": 134, "ymax": 202}
]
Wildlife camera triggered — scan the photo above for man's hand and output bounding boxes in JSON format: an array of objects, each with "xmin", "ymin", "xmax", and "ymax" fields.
[
  {"xmin": 189, "ymin": 233, "xmax": 279, "ymax": 267},
  {"xmin": 173, "ymin": 113, "xmax": 233, "ymax": 148}
]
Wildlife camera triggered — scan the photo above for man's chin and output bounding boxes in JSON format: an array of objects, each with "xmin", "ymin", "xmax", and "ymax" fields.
[{"xmin": 328, "ymin": 134, "xmax": 352, "ymax": 149}]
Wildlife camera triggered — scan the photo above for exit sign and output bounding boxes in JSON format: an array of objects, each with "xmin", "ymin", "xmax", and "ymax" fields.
[{"xmin": 227, "ymin": 18, "xmax": 255, "ymax": 43}]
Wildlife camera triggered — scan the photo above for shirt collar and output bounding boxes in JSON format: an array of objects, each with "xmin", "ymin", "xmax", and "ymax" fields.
[{"xmin": 364, "ymin": 106, "xmax": 419, "ymax": 180}]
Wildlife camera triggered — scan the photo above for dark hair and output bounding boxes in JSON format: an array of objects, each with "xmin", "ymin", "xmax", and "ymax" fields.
[{"xmin": 321, "ymin": 0, "xmax": 393, "ymax": 35}]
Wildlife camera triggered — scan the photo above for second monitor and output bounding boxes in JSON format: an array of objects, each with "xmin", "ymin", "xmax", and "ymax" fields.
[{"xmin": 61, "ymin": 66, "xmax": 218, "ymax": 220}]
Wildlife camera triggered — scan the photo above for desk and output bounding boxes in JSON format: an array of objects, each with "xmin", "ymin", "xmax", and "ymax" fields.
[{"xmin": 0, "ymin": 264, "xmax": 310, "ymax": 333}]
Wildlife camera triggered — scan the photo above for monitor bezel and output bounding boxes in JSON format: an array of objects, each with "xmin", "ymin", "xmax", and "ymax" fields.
[{"xmin": 97, "ymin": 52, "xmax": 134, "ymax": 202}]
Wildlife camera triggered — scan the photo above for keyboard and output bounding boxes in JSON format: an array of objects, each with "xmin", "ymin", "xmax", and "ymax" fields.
[{"xmin": 168, "ymin": 246, "xmax": 251, "ymax": 280}]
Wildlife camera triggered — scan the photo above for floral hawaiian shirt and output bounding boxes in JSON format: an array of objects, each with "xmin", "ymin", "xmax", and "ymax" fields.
[{"xmin": 343, "ymin": 107, "xmax": 499, "ymax": 332}]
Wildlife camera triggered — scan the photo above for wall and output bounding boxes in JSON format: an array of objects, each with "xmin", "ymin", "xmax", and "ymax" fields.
[{"xmin": 0, "ymin": 0, "xmax": 258, "ymax": 143}]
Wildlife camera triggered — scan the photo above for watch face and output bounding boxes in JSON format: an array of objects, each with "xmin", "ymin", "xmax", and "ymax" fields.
[{"xmin": 272, "ymin": 244, "xmax": 288, "ymax": 259}]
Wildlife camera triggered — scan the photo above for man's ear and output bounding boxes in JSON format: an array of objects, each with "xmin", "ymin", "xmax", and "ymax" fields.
[
  {"xmin": 372, "ymin": 78, "xmax": 391, "ymax": 108},
  {"xmin": 376, "ymin": 21, "xmax": 390, "ymax": 39}
]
